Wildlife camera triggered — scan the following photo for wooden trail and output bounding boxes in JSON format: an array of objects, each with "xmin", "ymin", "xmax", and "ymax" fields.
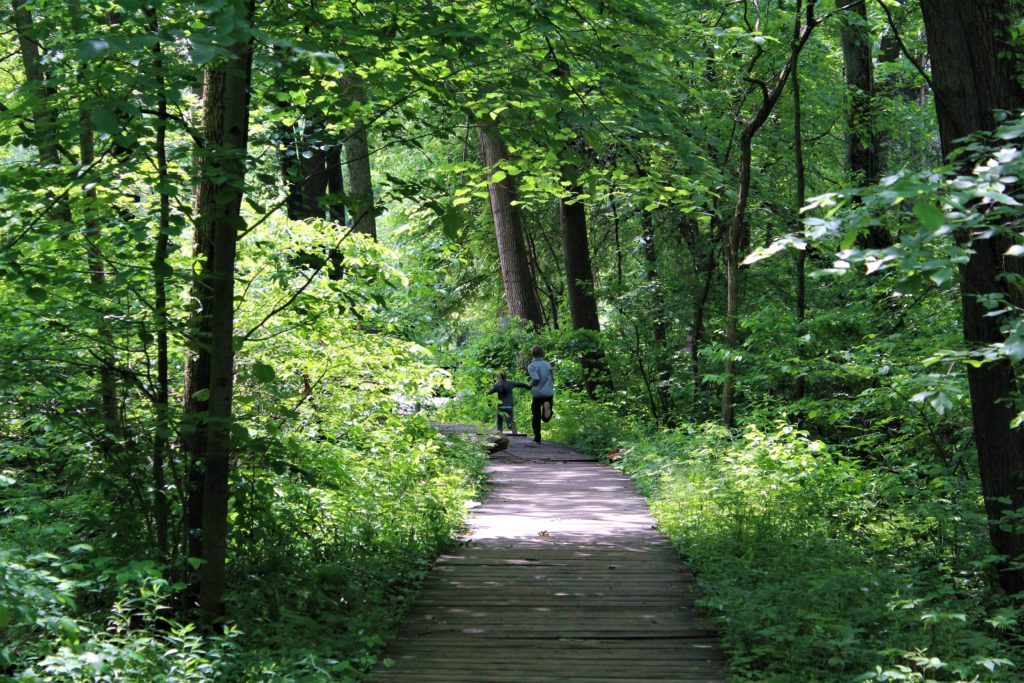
[{"xmin": 369, "ymin": 431, "xmax": 727, "ymax": 682}]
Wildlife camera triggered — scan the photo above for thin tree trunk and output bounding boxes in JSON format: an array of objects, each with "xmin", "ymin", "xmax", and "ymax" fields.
[
  {"xmin": 920, "ymin": 0, "xmax": 1024, "ymax": 594},
  {"xmin": 642, "ymin": 211, "xmax": 670, "ymax": 415},
  {"xmin": 71, "ymin": 0, "xmax": 120, "ymax": 447},
  {"xmin": 794, "ymin": 6, "xmax": 809, "ymax": 400},
  {"xmin": 148, "ymin": 7, "xmax": 170, "ymax": 562},
  {"xmin": 16, "ymin": 0, "xmax": 121, "ymax": 439},
  {"xmin": 524, "ymin": 227, "xmax": 559, "ymax": 329},
  {"xmin": 722, "ymin": 0, "xmax": 818, "ymax": 426},
  {"xmin": 692, "ymin": 260, "xmax": 715, "ymax": 386},
  {"xmin": 183, "ymin": 0, "xmax": 255, "ymax": 615},
  {"xmin": 477, "ymin": 120, "xmax": 544, "ymax": 328},
  {"xmin": 342, "ymin": 74, "xmax": 377, "ymax": 239}
]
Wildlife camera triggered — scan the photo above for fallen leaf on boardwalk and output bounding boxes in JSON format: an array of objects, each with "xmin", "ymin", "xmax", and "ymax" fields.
[{"xmin": 538, "ymin": 530, "xmax": 549, "ymax": 537}]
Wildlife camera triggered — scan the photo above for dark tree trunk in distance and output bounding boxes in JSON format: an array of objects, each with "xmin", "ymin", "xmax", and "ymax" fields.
[
  {"xmin": 559, "ymin": 185, "xmax": 610, "ymax": 397},
  {"xmin": 920, "ymin": 0, "xmax": 1024, "ymax": 594},
  {"xmin": 839, "ymin": 0, "xmax": 893, "ymax": 248},
  {"xmin": 342, "ymin": 74, "xmax": 377, "ymax": 239}
]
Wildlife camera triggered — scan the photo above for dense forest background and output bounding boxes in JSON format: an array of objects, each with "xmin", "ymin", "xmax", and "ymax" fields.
[{"xmin": 2, "ymin": 0, "xmax": 1024, "ymax": 680}]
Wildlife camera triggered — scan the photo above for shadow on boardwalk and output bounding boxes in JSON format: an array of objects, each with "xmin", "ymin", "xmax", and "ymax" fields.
[{"xmin": 368, "ymin": 432, "xmax": 728, "ymax": 682}]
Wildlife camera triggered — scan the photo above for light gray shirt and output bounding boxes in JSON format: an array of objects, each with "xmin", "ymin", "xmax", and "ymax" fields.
[{"xmin": 527, "ymin": 358, "xmax": 554, "ymax": 398}]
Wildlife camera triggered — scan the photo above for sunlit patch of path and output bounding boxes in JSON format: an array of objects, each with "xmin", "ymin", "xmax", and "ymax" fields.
[{"xmin": 368, "ymin": 432, "xmax": 727, "ymax": 682}]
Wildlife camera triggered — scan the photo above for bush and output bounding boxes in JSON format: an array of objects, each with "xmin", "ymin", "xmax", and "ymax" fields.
[{"xmin": 561, "ymin": 411, "xmax": 1021, "ymax": 682}]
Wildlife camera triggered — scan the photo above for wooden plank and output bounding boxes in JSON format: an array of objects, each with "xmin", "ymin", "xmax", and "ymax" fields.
[{"xmin": 365, "ymin": 434, "xmax": 728, "ymax": 682}]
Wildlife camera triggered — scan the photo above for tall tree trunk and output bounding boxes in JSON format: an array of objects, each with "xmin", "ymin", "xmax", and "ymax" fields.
[
  {"xmin": 342, "ymin": 74, "xmax": 377, "ymax": 239},
  {"xmin": 71, "ymin": 1, "xmax": 120, "ymax": 446},
  {"xmin": 559, "ymin": 184, "xmax": 609, "ymax": 397},
  {"xmin": 11, "ymin": 0, "xmax": 63, "ymax": 174},
  {"xmin": 794, "ymin": 4, "xmax": 809, "ymax": 400},
  {"xmin": 839, "ymin": 0, "xmax": 893, "ymax": 248},
  {"xmin": 722, "ymin": 0, "xmax": 818, "ymax": 426},
  {"xmin": 15, "ymin": 0, "xmax": 120, "ymax": 439},
  {"xmin": 839, "ymin": 0, "xmax": 878, "ymax": 183},
  {"xmin": 919, "ymin": 0, "xmax": 1024, "ymax": 594},
  {"xmin": 148, "ymin": 7, "xmax": 170, "ymax": 562},
  {"xmin": 642, "ymin": 211, "xmax": 671, "ymax": 415},
  {"xmin": 477, "ymin": 120, "xmax": 544, "ymax": 328},
  {"xmin": 183, "ymin": 0, "xmax": 255, "ymax": 615}
]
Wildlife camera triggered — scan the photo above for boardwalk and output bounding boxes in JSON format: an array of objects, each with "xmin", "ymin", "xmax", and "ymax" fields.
[{"xmin": 369, "ymin": 433, "xmax": 727, "ymax": 682}]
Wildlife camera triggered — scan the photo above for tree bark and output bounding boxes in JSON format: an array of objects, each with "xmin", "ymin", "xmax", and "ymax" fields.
[
  {"xmin": 282, "ymin": 122, "xmax": 331, "ymax": 220},
  {"xmin": 794, "ymin": 4, "xmax": 809, "ymax": 400},
  {"xmin": 71, "ymin": 1, "xmax": 120, "ymax": 447},
  {"xmin": 147, "ymin": 6, "xmax": 170, "ymax": 562},
  {"xmin": 183, "ymin": 0, "xmax": 255, "ymax": 615},
  {"xmin": 920, "ymin": 0, "xmax": 1024, "ymax": 594},
  {"xmin": 342, "ymin": 74, "xmax": 377, "ymax": 239},
  {"xmin": 642, "ymin": 210, "xmax": 671, "ymax": 415},
  {"xmin": 839, "ymin": 0, "xmax": 893, "ymax": 248},
  {"xmin": 559, "ymin": 184, "xmax": 609, "ymax": 397},
  {"xmin": 839, "ymin": 0, "xmax": 877, "ymax": 183},
  {"xmin": 477, "ymin": 120, "xmax": 544, "ymax": 328},
  {"xmin": 11, "ymin": 0, "xmax": 63, "ymax": 173}
]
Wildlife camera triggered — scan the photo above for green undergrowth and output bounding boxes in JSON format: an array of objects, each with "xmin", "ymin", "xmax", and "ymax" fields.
[
  {"xmin": 554, "ymin": 404, "xmax": 1023, "ymax": 682},
  {"xmin": 3, "ymin": 417, "xmax": 489, "ymax": 682}
]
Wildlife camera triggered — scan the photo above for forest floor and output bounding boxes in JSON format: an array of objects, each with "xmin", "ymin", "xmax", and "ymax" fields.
[{"xmin": 368, "ymin": 431, "xmax": 727, "ymax": 682}]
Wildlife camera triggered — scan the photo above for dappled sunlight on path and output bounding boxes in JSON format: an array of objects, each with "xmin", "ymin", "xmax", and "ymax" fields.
[{"xmin": 368, "ymin": 433, "xmax": 727, "ymax": 682}]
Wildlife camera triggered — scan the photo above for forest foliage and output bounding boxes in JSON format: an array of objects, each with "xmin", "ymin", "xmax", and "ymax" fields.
[{"xmin": 2, "ymin": 0, "xmax": 1024, "ymax": 681}]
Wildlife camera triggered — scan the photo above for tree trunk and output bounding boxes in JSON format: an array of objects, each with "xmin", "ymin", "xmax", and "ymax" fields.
[
  {"xmin": 722, "ymin": 0, "xmax": 818, "ymax": 426},
  {"xmin": 147, "ymin": 6, "xmax": 170, "ymax": 562},
  {"xmin": 283, "ymin": 122, "xmax": 331, "ymax": 220},
  {"xmin": 11, "ymin": 0, "xmax": 63, "ymax": 173},
  {"xmin": 477, "ymin": 120, "xmax": 544, "ymax": 329},
  {"xmin": 920, "ymin": 0, "xmax": 1024, "ymax": 594},
  {"xmin": 71, "ymin": 1, "xmax": 120, "ymax": 447},
  {"xmin": 839, "ymin": 0, "xmax": 877, "ymax": 183},
  {"xmin": 642, "ymin": 211, "xmax": 670, "ymax": 415},
  {"xmin": 342, "ymin": 74, "xmax": 377, "ymax": 239},
  {"xmin": 794, "ymin": 4, "xmax": 809, "ymax": 400},
  {"xmin": 16, "ymin": 0, "xmax": 120, "ymax": 439},
  {"xmin": 839, "ymin": 0, "xmax": 893, "ymax": 248},
  {"xmin": 559, "ymin": 184, "xmax": 609, "ymax": 397},
  {"xmin": 183, "ymin": 0, "xmax": 255, "ymax": 615}
]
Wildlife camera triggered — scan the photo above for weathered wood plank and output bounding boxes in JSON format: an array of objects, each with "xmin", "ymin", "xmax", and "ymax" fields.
[{"xmin": 365, "ymin": 433, "xmax": 728, "ymax": 682}]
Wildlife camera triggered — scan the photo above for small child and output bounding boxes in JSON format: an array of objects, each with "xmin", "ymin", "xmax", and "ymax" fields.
[{"xmin": 487, "ymin": 373, "xmax": 530, "ymax": 435}]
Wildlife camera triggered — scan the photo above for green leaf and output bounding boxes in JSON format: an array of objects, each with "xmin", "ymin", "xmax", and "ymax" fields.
[
  {"xmin": 186, "ymin": 557, "xmax": 205, "ymax": 570},
  {"xmin": 90, "ymin": 107, "xmax": 120, "ymax": 135},
  {"xmin": 913, "ymin": 200, "xmax": 946, "ymax": 231},
  {"xmin": 252, "ymin": 361, "xmax": 276, "ymax": 383},
  {"xmin": 441, "ymin": 207, "xmax": 464, "ymax": 240},
  {"xmin": 78, "ymin": 39, "xmax": 110, "ymax": 61},
  {"xmin": 26, "ymin": 286, "xmax": 47, "ymax": 303},
  {"xmin": 489, "ymin": 170, "xmax": 507, "ymax": 184}
]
